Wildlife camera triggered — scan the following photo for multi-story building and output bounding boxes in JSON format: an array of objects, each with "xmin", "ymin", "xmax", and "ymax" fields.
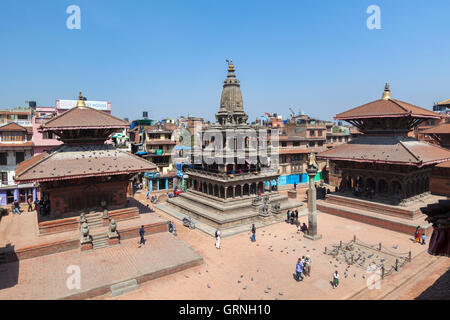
[
  {"xmin": 415, "ymin": 99, "xmax": 450, "ymax": 145},
  {"xmin": 325, "ymin": 122, "xmax": 352, "ymax": 147},
  {"xmin": 0, "ymin": 107, "xmax": 33, "ymax": 127},
  {"xmin": 0, "ymin": 119, "xmax": 37, "ymax": 206}
]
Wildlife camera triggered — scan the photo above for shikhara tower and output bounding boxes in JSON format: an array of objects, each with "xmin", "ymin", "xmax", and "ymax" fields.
[{"xmin": 162, "ymin": 61, "xmax": 301, "ymax": 234}]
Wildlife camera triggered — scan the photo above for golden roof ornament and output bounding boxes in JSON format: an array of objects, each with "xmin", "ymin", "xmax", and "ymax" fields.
[
  {"xmin": 381, "ymin": 83, "xmax": 391, "ymax": 100},
  {"xmin": 227, "ymin": 58, "xmax": 235, "ymax": 72},
  {"xmin": 76, "ymin": 91, "xmax": 86, "ymax": 108}
]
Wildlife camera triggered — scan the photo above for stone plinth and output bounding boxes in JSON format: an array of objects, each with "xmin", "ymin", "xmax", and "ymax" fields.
[
  {"xmin": 108, "ymin": 237, "xmax": 120, "ymax": 246},
  {"xmin": 80, "ymin": 242, "xmax": 93, "ymax": 251},
  {"xmin": 288, "ymin": 190, "xmax": 297, "ymax": 199}
]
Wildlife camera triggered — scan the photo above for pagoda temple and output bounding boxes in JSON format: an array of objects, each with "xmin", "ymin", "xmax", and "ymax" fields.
[
  {"xmin": 15, "ymin": 93, "xmax": 156, "ymax": 231},
  {"xmin": 160, "ymin": 60, "xmax": 301, "ymax": 233},
  {"xmin": 317, "ymin": 84, "xmax": 450, "ymax": 235}
]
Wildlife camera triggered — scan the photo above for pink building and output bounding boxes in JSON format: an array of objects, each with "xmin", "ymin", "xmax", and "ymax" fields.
[{"xmin": 32, "ymin": 106, "xmax": 62, "ymax": 155}]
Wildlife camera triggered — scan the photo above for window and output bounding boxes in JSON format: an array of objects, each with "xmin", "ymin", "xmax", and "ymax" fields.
[
  {"xmin": 2, "ymin": 131, "xmax": 24, "ymax": 142},
  {"xmin": 318, "ymin": 141, "xmax": 323, "ymax": 146},
  {"xmin": 18, "ymin": 115, "xmax": 28, "ymax": 120},
  {"xmin": 318, "ymin": 130, "xmax": 323, "ymax": 136},
  {"xmin": 309, "ymin": 141, "xmax": 315, "ymax": 147},
  {"xmin": 281, "ymin": 142, "xmax": 287, "ymax": 147},
  {"xmin": 293, "ymin": 142, "xmax": 300, "ymax": 147},
  {"xmin": 7, "ymin": 190, "xmax": 14, "ymax": 204},
  {"xmin": 310, "ymin": 130, "xmax": 315, "ymax": 137},
  {"xmin": 42, "ymin": 132, "xmax": 55, "ymax": 139},
  {"xmin": 1, "ymin": 172, "xmax": 7, "ymax": 183},
  {"xmin": 16, "ymin": 152, "xmax": 25, "ymax": 164},
  {"xmin": 0, "ymin": 152, "xmax": 6, "ymax": 165}
]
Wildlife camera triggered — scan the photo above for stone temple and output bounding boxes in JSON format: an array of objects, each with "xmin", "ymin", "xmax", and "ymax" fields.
[{"xmin": 159, "ymin": 60, "xmax": 302, "ymax": 234}]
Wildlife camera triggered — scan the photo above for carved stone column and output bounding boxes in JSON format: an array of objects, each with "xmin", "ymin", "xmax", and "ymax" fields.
[{"xmin": 304, "ymin": 167, "xmax": 322, "ymax": 241}]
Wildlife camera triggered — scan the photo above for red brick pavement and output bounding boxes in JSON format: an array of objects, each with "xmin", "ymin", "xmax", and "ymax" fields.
[{"xmin": 0, "ymin": 233, "xmax": 202, "ymax": 300}]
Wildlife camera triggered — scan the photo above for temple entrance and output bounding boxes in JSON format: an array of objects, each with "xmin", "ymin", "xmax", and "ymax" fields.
[
  {"xmin": 85, "ymin": 185, "xmax": 100, "ymax": 209},
  {"xmin": 366, "ymin": 178, "xmax": 376, "ymax": 192},
  {"xmin": 378, "ymin": 179, "xmax": 388, "ymax": 195}
]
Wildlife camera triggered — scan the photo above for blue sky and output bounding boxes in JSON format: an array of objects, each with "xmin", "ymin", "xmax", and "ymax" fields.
[{"xmin": 1, "ymin": 0, "xmax": 449, "ymax": 122}]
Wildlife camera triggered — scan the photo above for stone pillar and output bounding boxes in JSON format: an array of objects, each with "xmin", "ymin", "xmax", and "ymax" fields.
[{"xmin": 304, "ymin": 167, "xmax": 322, "ymax": 241}]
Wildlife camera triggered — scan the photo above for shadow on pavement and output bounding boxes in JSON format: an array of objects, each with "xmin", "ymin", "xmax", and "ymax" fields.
[
  {"xmin": 0, "ymin": 243, "xmax": 19, "ymax": 290},
  {"xmin": 415, "ymin": 267, "xmax": 450, "ymax": 300}
]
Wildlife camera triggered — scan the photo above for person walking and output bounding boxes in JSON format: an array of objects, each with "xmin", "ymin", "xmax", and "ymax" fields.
[
  {"xmin": 295, "ymin": 258, "xmax": 304, "ymax": 281},
  {"xmin": 294, "ymin": 182, "xmax": 297, "ymax": 190},
  {"xmin": 304, "ymin": 255, "xmax": 312, "ymax": 277},
  {"xmin": 421, "ymin": 233, "xmax": 426, "ymax": 246},
  {"xmin": 27, "ymin": 197, "xmax": 33, "ymax": 212},
  {"xmin": 251, "ymin": 224, "xmax": 256, "ymax": 242},
  {"xmin": 138, "ymin": 225, "xmax": 145, "ymax": 248},
  {"xmin": 215, "ymin": 229, "xmax": 222, "ymax": 249},
  {"xmin": 332, "ymin": 271, "xmax": 339, "ymax": 288},
  {"xmin": 414, "ymin": 227, "xmax": 423, "ymax": 243}
]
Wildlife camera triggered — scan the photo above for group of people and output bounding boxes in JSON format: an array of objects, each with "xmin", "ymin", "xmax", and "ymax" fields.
[
  {"xmin": 286, "ymin": 210, "xmax": 308, "ymax": 234},
  {"xmin": 10, "ymin": 198, "xmax": 50, "ymax": 216},
  {"xmin": 353, "ymin": 185, "xmax": 375, "ymax": 199},
  {"xmin": 295, "ymin": 255, "xmax": 312, "ymax": 281},
  {"xmin": 35, "ymin": 199, "xmax": 50, "ymax": 216},
  {"xmin": 414, "ymin": 226, "xmax": 426, "ymax": 245},
  {"xmin": 286, "ymin": 210, "xmax": 298, "ymax": 224}
]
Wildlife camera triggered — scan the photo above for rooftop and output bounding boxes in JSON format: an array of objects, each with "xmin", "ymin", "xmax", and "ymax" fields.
[
  {"xmin": 421, "ymin": 123, "xmax": 450, "ymax": 135},
  {"xmin": 15, "ymin": 143, "xmax": 156, "ymax": 183},
  {"xmin": 335, "ymin": 84, "xmax": 439, "ymax": 121},
  {"xmin": 318, "ymin": 135, "xmax": 450, "ymax": 167}
]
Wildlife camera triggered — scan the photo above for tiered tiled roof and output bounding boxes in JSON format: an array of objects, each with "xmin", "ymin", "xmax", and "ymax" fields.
[
  {"xmin": 335, "ymin": 98, "xmax": 439, "ymax": 120},
  {"xmin": 40, "ymin": 105, "xmax": 128, "ymax": 131},
  {"xmin": 15, "ymin": 144, "xmax": 156, "ymax": 183},
  {"xmin": 318, "ymin": 135, "xmax": 450, "ymax": 166}
]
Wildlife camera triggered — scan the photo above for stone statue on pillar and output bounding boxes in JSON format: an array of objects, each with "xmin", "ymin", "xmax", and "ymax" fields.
[
  {"xmin": 304, "ymin": 151, "xmax": 322, "ymax": 241},
  {"xmin": 80, "ymin": 222, "xmax": 92, "ymax": 244}
]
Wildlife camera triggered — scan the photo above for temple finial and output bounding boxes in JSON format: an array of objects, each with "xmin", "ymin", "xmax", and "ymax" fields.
[
  {"xmin": 381, "ymin": 82, "xmax": 391, "ymax": 100},
  {"xmin": 227, "ymin": 58, "xmax": 235, "ymax": 72},
  {"xmin": 76, "ymin": 91, "xmax": 86, "ymax": 108}
]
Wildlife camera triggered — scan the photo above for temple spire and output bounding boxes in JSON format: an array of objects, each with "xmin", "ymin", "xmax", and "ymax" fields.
[
  {"xmin": 381, "ymin": 83, "xmax": 391, "ymax": 100},
  {"xmin": 76, "ymin": 91, "xmax": 86, "ymax": 108}
]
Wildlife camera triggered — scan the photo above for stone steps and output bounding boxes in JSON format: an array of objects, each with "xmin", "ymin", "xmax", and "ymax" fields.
[
  {"xmin": 317, "ymin": 200, "xmax": 431, "ymax": 235},
  {"xmin": 110, "ymin": 279, "xmax": 139, "ymax": 297},
  {"xmin": 85, "ymin": 213, "xmax": 104, "ymax": 229},
  {"xmin": 92, "ymin": 233, "xmax": 109, "ymax": 250}
]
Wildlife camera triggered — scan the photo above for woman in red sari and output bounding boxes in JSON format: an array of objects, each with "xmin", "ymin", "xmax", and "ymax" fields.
[{"xmin": 415, "ymin": 227, "xmax": 423, "ymax": 243}]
